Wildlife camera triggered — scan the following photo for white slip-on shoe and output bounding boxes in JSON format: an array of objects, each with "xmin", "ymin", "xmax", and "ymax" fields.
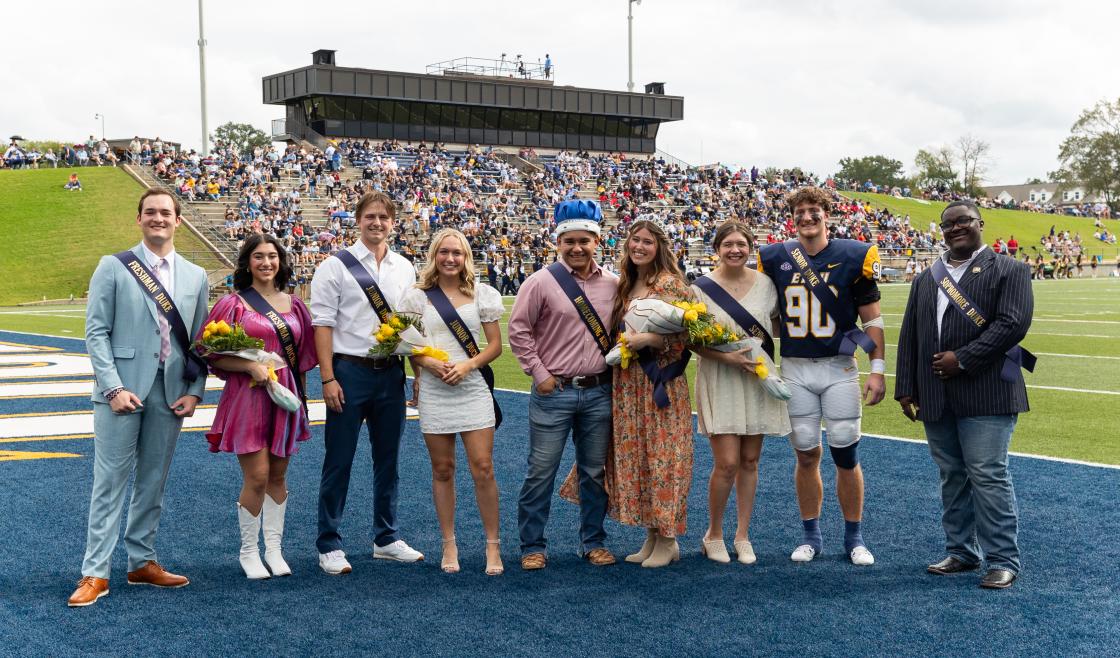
[
  {"xmin": 734, "ymin": 540, "xmax": 757, "ymax": 565},
  {"xmin": 850, "ymin": 546, "xmax": 875, "ymax": 566},
  {"xmin": 373, "ymin": 539, "xmax": 424, "ymax": 563},
  {"xmin": 700, "ymin": 536, "xmax": 731, "ymax": 564},
  {"xmin": 319, "ymin": 550, "xmax": 352, "ymax": 575},
  {"xmin": 790, "ymin": 544, "xmax": 817, "ymax": 563}
]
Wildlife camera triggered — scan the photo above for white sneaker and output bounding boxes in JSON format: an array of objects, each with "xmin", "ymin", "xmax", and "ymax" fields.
[
  {"xmin": 373, "ymin": 540, "xmax": 424, "ymax": 563},
  {"xmin": 790, "ymin": 544, "xmax": 817, "ymax": 563},
  {"xmin": 850, "ymin": 546, "xmax": 875, "ymax": 566},
  {"xmin": 319, "ymin": 550, "xmax": 352, "ymax": 575}
]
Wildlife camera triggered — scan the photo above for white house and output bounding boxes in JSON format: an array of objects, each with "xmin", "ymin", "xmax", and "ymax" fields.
[{"xmin": 984, "ymin": 183, "xmax": 1105, "ymax": 207}]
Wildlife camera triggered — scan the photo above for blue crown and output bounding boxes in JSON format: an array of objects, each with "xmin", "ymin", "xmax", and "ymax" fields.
[{"xmin": 554, "ymin": 199, "xmax": 603, "ymax": 223}]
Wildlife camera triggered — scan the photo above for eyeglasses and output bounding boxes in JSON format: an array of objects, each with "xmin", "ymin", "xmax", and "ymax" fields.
[{"xmin": 939, "ymin": 216, "xmax": 979, "ymax": 231}]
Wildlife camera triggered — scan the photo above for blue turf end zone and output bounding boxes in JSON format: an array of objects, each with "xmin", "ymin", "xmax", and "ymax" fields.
[{"xmin": 0, "ymin": 330, "xmax": 1117, "ymax": 657}]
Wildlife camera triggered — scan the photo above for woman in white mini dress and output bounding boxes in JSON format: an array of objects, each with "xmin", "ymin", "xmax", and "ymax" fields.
[
  {"xmin": 400, "ymin": 228, "xmax": 505, "ymax": 576},
  {"xmin": 691, "ymin": 222, "xmax": 791, "ymax": 565}
]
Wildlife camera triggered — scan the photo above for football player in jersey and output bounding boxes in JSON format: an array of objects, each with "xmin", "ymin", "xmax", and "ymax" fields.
[{"xmin": 758, "ymin": 187, "xmax": 886, "ymax": 566}]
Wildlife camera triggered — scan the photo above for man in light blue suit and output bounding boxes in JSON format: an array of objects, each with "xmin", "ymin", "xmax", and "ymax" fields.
[{"xmin": 69, "ymin": 189, "xmax": 210, "ymax": 607}]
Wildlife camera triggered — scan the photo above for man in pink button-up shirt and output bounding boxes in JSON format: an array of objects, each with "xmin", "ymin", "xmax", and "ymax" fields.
[{"xmin": 508, "ymin": 200, "xmax": 619, "ymax": 570}]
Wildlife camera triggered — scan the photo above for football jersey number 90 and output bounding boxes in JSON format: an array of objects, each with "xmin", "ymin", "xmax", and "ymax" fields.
[{"xmin": 784, "ymin": 285, "xmax": 838, "ymax": 338}]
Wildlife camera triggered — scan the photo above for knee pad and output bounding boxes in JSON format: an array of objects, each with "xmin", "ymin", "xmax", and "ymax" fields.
[
  {"xmin": 828, "ymin": 441, "xmax": 860, "ymax": 470},
  {"xmin": 824, "ymin": 417, "xmax": 861, "ymax": 449},
  {"xmin": 789, "ymin": 416, "xmax": 823, "ymax": 451}
]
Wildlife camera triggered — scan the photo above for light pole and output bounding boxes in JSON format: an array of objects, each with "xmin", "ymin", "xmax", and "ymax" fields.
[
  {"xmin": 628, "ymin": 0, "xmax": 641, "ymax": 92},
  {"xmin": 94, "ymin": 113, "xmax": 105, "ymax": 140},
  {"xmin": 197, "ymin": 0, "xmax": 209, "ymax": 156}
]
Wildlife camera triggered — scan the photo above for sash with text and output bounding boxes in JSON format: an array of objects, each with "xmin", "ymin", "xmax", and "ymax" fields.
[
  {"xmin": 113, "ymin": 251, "xmax": 206, "ymax": 382},
  {"xmin": 929, "ymin": 259, "xmax": 1037, "ymax": 382}
]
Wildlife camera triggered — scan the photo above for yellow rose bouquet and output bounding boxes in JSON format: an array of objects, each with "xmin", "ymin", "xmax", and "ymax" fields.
[
  {"xmin": 193, "ymin": 320, "xmax": 301, "ymax": 412},
  {"xmin": 370, "ymin": 313, "xmax": 449, "ymax": 362}
]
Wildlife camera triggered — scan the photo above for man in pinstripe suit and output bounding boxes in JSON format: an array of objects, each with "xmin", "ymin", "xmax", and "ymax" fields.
[{"xmin": 895, "ymin": 200, "xmax": 1033, "ymax": 590}]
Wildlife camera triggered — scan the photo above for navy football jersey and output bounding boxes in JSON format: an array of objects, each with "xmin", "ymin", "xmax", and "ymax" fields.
[{"xmin": 758, "ymin": 239, "xmax": 881, "ymax": 358}]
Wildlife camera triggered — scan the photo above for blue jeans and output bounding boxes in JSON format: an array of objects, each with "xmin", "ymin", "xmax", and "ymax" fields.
[
  {"xmin": 518, "ymin": 382, "xmax": 611, "ymax": 556},
  {"xmin": 317, "ymin": 358, "xmax": 406, "ymax": 553},
  {"xmin": 924, "ymin": 413, "xmax": 1021, "ymax": 573}
]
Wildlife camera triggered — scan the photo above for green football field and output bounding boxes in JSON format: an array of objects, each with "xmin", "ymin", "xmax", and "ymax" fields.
[{"xmin": 3, "ymin": 276, "xmax": 1118, "ymax": 464}]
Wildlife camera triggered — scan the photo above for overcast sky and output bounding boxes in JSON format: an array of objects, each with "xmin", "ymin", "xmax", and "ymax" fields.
[{"xmin": 5, "ymin": 0, "xmax": 1117, "ymax": 183}]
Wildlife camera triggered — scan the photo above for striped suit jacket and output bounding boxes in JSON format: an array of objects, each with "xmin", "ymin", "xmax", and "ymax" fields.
[{"xmin": 894, "ymin": 248, "xmax": 1033, "ymax": 421}]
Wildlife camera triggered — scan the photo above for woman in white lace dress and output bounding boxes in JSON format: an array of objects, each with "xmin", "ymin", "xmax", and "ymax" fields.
[
  {"xmin": 399, "ymin": 228, "xmax": 505, "ymax": 576},
  {"xmin": 690, "ymin": 222, "xmax": 790, "ymax": 565}
]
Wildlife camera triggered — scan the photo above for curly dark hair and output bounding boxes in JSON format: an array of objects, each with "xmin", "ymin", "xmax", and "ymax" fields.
[
  {"xmin": 786, "ymin": 186, "xmax": 833, "ymax": 214},
  {"xmin": 233, "ymin": 233, "xmax": 293, "ymax": 291}
]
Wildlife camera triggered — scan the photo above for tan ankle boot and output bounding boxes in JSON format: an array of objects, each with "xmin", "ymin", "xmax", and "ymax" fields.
[
  {"xmin": 625, "ymin": 528, "xmax": 658, "ymax": 563},
  {"xmin": 641, "ymin": 535, "xmax": 680, "ymax": 568}
]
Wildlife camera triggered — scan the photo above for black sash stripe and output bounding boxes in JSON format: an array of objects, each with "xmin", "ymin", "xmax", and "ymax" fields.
[
  {"xmin": 693, "ymin": 275, "xmax": 775, "ymax": 360},
  {"xmin": 238, "ymin": 287, "xmax": 307, "ymax": 408},
  {"xmin": 781, "ymin": 241, "xmax": 876, "ymax": 356},
  {"xmin": 113, "ymin": 251, "xmax": 205, "ymax": 382},
  {"xmin": 929, "ymin": 259, "xmax": 1037, "ymax": 382},
  {"xmin": 423, "ymin": 287, "xmax": 502, "ymax": 429},
  {"xmin": 546, "ymin": 262, "xmax": 612, "ymax": 356},
  {"xmin": 335, "ymin": 250, "xmax": 393, "ymax": 323}
]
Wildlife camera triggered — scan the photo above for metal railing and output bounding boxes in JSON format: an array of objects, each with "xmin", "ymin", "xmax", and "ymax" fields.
[{"xmin": 425, "ymin": 56, "xmax": 554, "ymax": 82}]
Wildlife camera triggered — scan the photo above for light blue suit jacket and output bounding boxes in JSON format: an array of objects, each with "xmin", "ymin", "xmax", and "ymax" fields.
[{"xmin": 86, "ymin": 243, "xmax": 209, "ymax": 404}]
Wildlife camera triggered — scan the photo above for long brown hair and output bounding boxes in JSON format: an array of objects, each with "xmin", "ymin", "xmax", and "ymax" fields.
[{"xmin": 612, "ymin": 219, "xmax": 684, "ymax": 330}]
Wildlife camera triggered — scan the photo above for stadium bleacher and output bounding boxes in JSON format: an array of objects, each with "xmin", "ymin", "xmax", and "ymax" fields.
[{"xmin": 123, "ymin": 140, "xmax": 946, "ymax": 296}]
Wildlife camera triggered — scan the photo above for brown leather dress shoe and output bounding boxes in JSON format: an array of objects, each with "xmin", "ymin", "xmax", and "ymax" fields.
[
  {"xmin": 520, "ymin": 553, "xmax": 547, "ymax": 571},
  {"xmin": 127, "ymin": 561, "xmax": 190, "ymax": 588},
  {"xmin": 68, "ymin": 576, "xmax": 109, "ymax": 607},
  {"xmin": 585, "ymin": 547, "xmax": 617, "ymax": 566}
]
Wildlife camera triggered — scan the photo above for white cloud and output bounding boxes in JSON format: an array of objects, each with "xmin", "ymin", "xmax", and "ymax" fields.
[{"xmin": 3, "ymin": 0, "xmax": 1118, "ymax": 184}]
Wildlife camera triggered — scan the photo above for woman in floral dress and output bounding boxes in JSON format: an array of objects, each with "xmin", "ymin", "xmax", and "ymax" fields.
[{"xmin": 605, "ymin": 219, "xmax": 695, "ymax": 568}]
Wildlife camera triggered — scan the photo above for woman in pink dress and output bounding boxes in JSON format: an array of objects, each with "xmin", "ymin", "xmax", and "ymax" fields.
[{"xmin": 199, "ymin": 234, "xmax": 317, "ymax": 580}]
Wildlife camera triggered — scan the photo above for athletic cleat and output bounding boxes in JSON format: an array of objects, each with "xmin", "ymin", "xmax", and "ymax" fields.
[
  {"xmin": 850, "ymin": 546, "xmax": 875, "ymax": 566},
  {"xmin": 790, "ymin": 544, "xmax": 817, "ymax": 562}
]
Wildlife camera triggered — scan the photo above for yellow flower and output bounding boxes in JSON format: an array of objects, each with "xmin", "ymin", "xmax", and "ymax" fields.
[
  {"xmin": 755, "ymin": 363, "xmax": 769, "ymax": 379},
  {"xmin": 728, "ymin": 332, "xmax": 739, "ymax": 341},
  {"xmin": 216, "ymin": 320, "xmax": 232, "ymax": 336},
  {"xmin": 713, "ymin": 323, "xmax": 724, "ymax": 333},
  {"xmin": 202, "ymin": 330, "xmax": 212, "ymax": 340},
  {"xmin": 683, "ymin": 310, "xmax": 699, "ymax": 323},
  {"xmin": 380, "ymin": 325, "xmax": 396, "ymax": 338},
  {"xmin": 205, "ymin": 321, "xmax": 218, "ymax": 334},
  {"xmin": 268, "ymin": 365, "xmax": 278, "ymax": 382},
  {"xmin": 389, "ymin": 317, "xmax": 403, "ymax": 329},
  {"xmin": 692, "ymin": 302, "xmax": 707, "ymax": 314}
]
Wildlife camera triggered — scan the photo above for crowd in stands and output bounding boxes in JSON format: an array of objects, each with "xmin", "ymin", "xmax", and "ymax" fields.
[
  {"xmin": 3, "ymin": 136, "xmax": 122, "ymax": 169},
  {"xmin": 141, "ymin": 139, "xmax": 962, "ymax": 297}
]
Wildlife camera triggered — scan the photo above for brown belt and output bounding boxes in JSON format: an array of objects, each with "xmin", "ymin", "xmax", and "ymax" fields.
[
  {"xmin": 556, "ymin": 371, "xmax": 613, "ymax": 389},
  {"xmin": 335, "ymin": 353, "xmax": 401, "ymax": 370}
]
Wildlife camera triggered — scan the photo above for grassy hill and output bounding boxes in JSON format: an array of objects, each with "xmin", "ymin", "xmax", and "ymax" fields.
[
  {"xmin": 0, "ymin": 168, "xmax": 223, "ymax": 305},
  {"xmin": 844, "ymin": 192, "xmax": 1120, "ymax": 261}
]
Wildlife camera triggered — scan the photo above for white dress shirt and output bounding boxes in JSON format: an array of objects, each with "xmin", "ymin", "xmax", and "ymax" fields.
[
  {"xmin": 310, "ymin": 240, "xmax": 417, "ymax": 356},
  {"xmin": 936, "ymin": 244, "xmax": 987, "ymax": 341},
  {"xmin": 140, "ymin": 242, "xmax": 175, "ymax": 298},
  {"xmin": 140, "ymin": 242, "xmax": 176, "ymax": 363}
]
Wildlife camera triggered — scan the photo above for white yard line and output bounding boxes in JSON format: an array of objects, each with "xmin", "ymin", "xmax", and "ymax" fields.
[{"xmin": 860, "ymin": 371, "xmax": 1120, "ymax": 395}]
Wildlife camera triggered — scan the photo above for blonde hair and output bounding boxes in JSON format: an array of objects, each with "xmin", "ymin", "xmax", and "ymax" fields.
[{"xmin": 417, "ymin": 228, "xmax": 477, "ymax": 297}]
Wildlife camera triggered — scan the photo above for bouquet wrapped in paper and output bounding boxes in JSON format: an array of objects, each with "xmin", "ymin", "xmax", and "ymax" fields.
[
  {"xmin": 193, "ymin": 320, "xmax": 302, "ymax": 412},
  {"xmin": 370, "ymin": 313, "xmax": 450, "ymax": 362},
  {"xmin": 605, "ymin": 298, "xmax": 740, "ymax": 366},
  {"xmin": 709, "ymin": 336, "xmax": 792, "ymax": 401}
]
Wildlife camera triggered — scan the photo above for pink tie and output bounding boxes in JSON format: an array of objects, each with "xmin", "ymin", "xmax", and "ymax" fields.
[{"xmin": 156, "ymin": 258, "xmax": 171, "ymax": 364}]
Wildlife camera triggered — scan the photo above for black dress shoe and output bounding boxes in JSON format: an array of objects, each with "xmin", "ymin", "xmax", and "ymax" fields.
[
  {"xmin": 980, "ymin": 569, "xmax": 1017, "ymax": 589},
  {"xmin": 927, "ymin": 556, "xmax": 980, "ymax": 575}
]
